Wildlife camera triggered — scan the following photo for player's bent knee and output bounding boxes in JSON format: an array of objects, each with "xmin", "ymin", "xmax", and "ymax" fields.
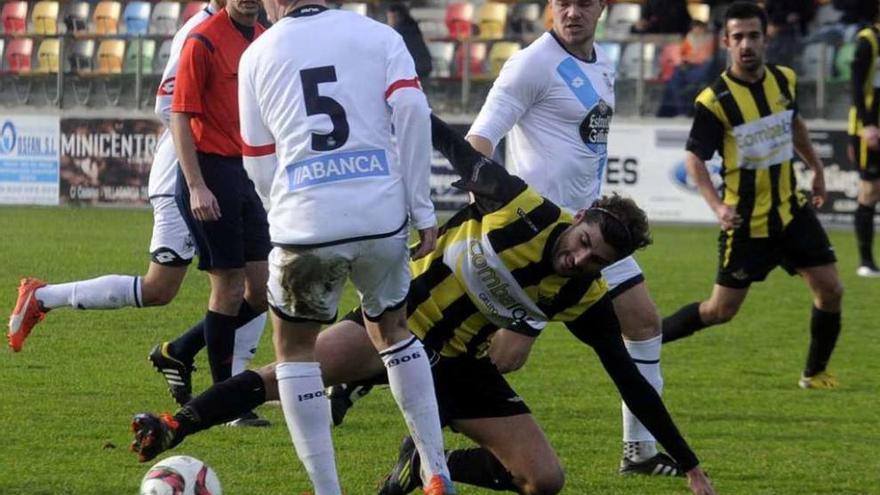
[
  {"xmin": 704, "ymin": 303, "xmax": 738, "ymax": 325},
  {"xmin": 140, "ymin": 284, "xmax": 179, "ymax": 307},
  {"xmin": 519, "ymin": 465, "xmax": 564, "ymax": 495}
]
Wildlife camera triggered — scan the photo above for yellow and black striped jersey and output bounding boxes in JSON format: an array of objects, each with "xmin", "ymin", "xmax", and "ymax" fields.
[
  {"xmin": 849, "ymin": 25, "xmax": 880, "ymax": 167},
  {"xmin": 687, "ymin": 65, "xmax": 807, "ymax": 239},
  {"xmin": 405, "ymin": 116, "xmax": 609, "ymax": 358}
]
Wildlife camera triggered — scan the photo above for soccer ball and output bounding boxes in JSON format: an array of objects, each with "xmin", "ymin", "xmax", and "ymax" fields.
[{"xmin": 139, "ymin": 455, "xmax": 222, "ymax": 495}]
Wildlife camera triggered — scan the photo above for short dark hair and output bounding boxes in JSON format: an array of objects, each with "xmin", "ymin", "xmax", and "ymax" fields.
[
  {"xmin": 724, "ymin": 1, "xmax": 767, "ymax": 35},
  {"xmin": 583, "ymin": 194, "xmax": 651, "ymax": 259}
]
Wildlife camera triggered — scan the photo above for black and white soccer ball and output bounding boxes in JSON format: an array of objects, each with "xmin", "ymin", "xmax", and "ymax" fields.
[{"xmin": 139, "ymin": 455, "xmax": 222, "ymax": 495}]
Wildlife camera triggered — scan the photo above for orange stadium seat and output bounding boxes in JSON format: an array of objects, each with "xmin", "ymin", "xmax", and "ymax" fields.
[
  {"xmin": 445, "ymin": 3, "xmax": 474, "ymax": 40},
  {"xmin": 150, "ymin": 1, "xmax": 180, "ymax": 35},
  {"xmin": 63, "ymin": 1, "xmax": 90, "ymax": 33},
  {"xmin": 182, "ymin": 2, "xmax": 207, "ymax": 24},
  {"xmin": 427, "ymin": 40, "xmax": 454, "ymax": 77},
  {"xmin": 69, "ymin": 39, "xmax": 96, "ymax": 73},
  {"xmin": 477, "ymin": 2, "xmax": 507, "ymax": 40},
  {"xmin": 31, "ymin": 1, "xmax": 60, "ymax": 35},
  {"xmin": 35, "ymin": 37, "xmax": 60, "ymax": 73},
  {"xmin": 488, "ymin": 41, "xmax": 519, "ymax": 77},
  {"xmin": 96, "ymin": 39, "xmax": 125, "ymax": 73},
  {"xmin": 2, "ymin": 1, "xmax": 28, "ymax": 34},
  {"xmin": 123, "ymin": 1, "xmax": 151, "ymax": 35},
  {"xmin": 93, "ymin": 1, "xmax": 122, "ymax": 35},
  {"xmin": 454, "ymin": 41, "xmax": 486, "ymax": 78},
  {"xmin": 6, "ymin": 37, "xmax": 33, "ymax": 73}
]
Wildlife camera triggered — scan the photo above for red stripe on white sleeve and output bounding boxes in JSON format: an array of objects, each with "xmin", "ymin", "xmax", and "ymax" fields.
[
  {"xmin": 385, "ymin": 78, "xmax": 421, "ymax": 99},
  {"xmin": 242, "ymin": 142, "xmax": 276, "ymax": 157},
  {"xmin": 156, "ymin": 77, "xmax": 175, "ymax": 96}
]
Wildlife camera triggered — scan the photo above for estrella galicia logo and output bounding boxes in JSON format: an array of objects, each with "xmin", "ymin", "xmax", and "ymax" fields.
[
  {"xmin": 0, "ymin": 121, "xmax": 16, "ymax": 155},
  {"xmin": 671, "ymin": 159, "xmax": 723, "ymax": 193},
  {"xmin": 580, "ymin": 99, "xmax": 612, "ymax": 153}
]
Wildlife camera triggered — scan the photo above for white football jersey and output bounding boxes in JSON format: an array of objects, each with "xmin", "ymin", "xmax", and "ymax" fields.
[
  {"xmin": 147, "ymin": 5, "xmax": 215, "ymax": 198},
  {"xmin": 469, "ymin": 32, "xmax": 616, "ymax": 213},
  {"xmin": 239, "ymin": 6, "xmax": 434, "ymax": 246}
]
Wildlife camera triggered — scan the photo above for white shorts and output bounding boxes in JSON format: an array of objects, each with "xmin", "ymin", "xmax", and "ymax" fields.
[
  {"xmin": 600, "ymin": 255, "xmax": 644, "ymax": 298},
  {"xmin": 148, "ymin": 195, "xmax": 195, "ymax": 266},
  {"xmin": 267, "ymin": 231, "xmax": 410, "ymax": 323}
]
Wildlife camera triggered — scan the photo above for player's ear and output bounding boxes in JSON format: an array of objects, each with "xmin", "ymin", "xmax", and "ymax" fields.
[{"xmin": 573, "ymin": 208, "xmax": 588, "ymax": 223}]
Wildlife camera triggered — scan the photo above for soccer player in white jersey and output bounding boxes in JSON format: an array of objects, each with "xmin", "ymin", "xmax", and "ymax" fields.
[
  {"xmin": 6, "ymin": 1, "xmax": 267, "ymax": 422},
  {"xmin": 466, "ymin": 0, "xmax": 677, "ymax": 476},
  {"xmin": 238, "ymin": 1, "xmax": 453, "ymax": 493}
]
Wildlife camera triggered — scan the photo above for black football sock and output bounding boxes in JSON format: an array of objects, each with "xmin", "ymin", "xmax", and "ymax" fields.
[
  {"xmin": 167, "ymin": 320, "xmax": 205, "ymax": 365},
  {"xmin": 175, "ymin": 370, "xmax": 267, "ymax": 438},
  {"xmin": 235, "ymin": 299, "xmax": 261, "ymax": 326},
  {"xmin": 204, "ymin": 310, "xmax": 238, "ymax": 383},
  {"xmin": 662, "ymin": 302, "xmax": 707, "ymax": 343},
  {"xmin": 447, "ymin": 448, "xmax": 517, "ymax": 491},
  {"xmin": 854, "ymin": 203, "xmax": 876, "ymax": 267},
  {"xmin": 804, "ymin": 306, "xmax": 841, "ymax": 377}
]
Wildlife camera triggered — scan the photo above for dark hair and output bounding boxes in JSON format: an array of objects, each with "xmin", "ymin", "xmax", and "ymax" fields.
[
  {"xmin": 723, "ymin": 1, "xmax": 767, "ymax": 35},
  {"xmin": 583, "ymin": 194, "xmax": 651, "ymax": 259},
  {"xmin": 387, "ymin": 2, "xmax": 416, "ymax": 25}
]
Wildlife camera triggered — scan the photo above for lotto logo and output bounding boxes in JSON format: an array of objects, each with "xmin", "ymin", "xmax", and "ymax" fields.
[
  {"xmin": 297, "ymin": 390, "xmax": 326, "ymax": 402},
  {"xmin": 386, "ymin": 351, "xmax": 421, "ymax": 368}
]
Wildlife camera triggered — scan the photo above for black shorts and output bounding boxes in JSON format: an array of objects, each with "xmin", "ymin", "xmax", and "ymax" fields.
[
  {"xmin": 341, "ymin": 308, "xmax": 530, "ymax": 423},
  {"xmin": 175, "ymin": 152, "xmax": 271, "ymax": 271},
  {"xmin": 716, "ymin": 206, "xmax": 837, "ymax": 289},
  {"xmin": 851, "ymin": 134, "xmax": 880, "ymax": 181}
]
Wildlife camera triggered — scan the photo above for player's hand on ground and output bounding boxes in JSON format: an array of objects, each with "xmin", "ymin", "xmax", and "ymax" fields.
[
  {"xmin": 686, "ymin": 466, "xmax": 716, "ymax": 495},
  {"xmin": 861, "ymin": 125, "xmax": 880, "ymax": 151},
  {"xmin": 713, "ymin": 204, "xmax": 741, "ymax": 231},
  {"xmin": 811, "ymin": 171, "xmax": 827, "ymax": 209},
  {"xmin": 190, "ymin": 184, "xmax": 221, "ymax": 222},
  {"xmin": 412, "ymin": 226, "xmax": 438, "ymax": 260}
]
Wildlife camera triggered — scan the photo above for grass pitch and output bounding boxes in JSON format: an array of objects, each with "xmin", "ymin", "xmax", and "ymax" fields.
[{"xmin": 0, "ymin": 206, "xmax": 878, "ymax": 495}]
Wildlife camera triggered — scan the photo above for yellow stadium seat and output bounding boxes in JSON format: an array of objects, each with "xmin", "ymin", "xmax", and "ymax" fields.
[
  {"xmin": 96, "ymin": 39, "xmax": 125, "ymax": 74},
  {"xmin": 477, "ymin": 2, "xmax": 507, "ymax": 40},
  {"xmin": 36, "ymin": 38, "xmax": 60, "ymax": 73},
  {"xmin": 93, "ymin": 1, "xmax": 122, "ymax": 35},
  {"xmin": 31, "ymin": 1, "xmax": 59, "ymax": 35},
  {"xmin": 488, "ymin": 41, "xmax": 519, "ymax": 77},
  {"xmin": 687, "ymin": 3, "xmax": 709, "ymax": 24}
]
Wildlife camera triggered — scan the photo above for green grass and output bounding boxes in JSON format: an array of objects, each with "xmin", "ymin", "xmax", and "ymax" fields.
[{"xmin": 1, "ymin": 206, "xmax": 879, "ymax": 494}]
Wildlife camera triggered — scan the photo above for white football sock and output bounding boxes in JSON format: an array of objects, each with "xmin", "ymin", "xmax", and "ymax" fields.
[
  {"xmin": 276, "ymin": 361, "xmax": 341, "ymax": 495},
  {"xmin": 35, "ymin": 275, "xmax": 142, "ymax": 310},
  {"xmin": 622, "ymin": 335, "xmax": 663, "ymax": 462},
  {"xmin": 231, "ymin": 312, "xmax": 267, "ymax": 376},
  {"xmin": 381, "ymin": 336, "xmax": 450, "ymax": 482}
]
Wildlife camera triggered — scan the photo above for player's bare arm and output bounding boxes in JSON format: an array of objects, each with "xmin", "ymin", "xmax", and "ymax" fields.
[
  {"xmin": 685, "ymin": 151, "xmax": 741, "ymax": 230},
  {"xmin": 488, "ymin": 330, "xmax": 536, "ymax": 373},
  {"xmin": 466, "ymin": 134, "xmax": 495, "ymax": 158},
  {"xmin": 792, "ymin": 116, "xmax": 827, "ymax": 208},
  {"xmin": 170, "ymin": 112, "xmax": 220, "ymax": 221}
]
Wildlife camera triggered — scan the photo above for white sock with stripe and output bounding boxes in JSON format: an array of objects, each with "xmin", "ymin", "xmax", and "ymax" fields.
[
  {"xmin": 381, "ymin": 336, "xmax": 450, "ymax": 483},
  {"xmin": 35, "ymin": 275, "xmax": 142, "ymax": 310},
  {"xmin": 622, "ymin": 335, "xmax": 663, "ymax": 462},
  {"xmin": 231, "ymin": 312, "xmax": 267, "ymax": 375},
  {"xmin": 276, "ymin": 361, "xmax": 341, "ymax": 495}
]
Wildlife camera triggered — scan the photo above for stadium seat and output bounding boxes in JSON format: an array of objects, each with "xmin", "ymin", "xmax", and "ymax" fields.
[
  {"xmin": 687, "ymin": 3, "xmax": 710, "ymax": 24},
  {"xmin": 96, "ymin": 39, "xmax": 125, "ymax": 73},
  {"xmin": 604, "ymin": 2, "xmax": 641, "ymax": 39},
  {"xmin": 618, "ymin": 42, "xmax": 658, "ymax": 80},
  {"xmin": 2, "ymin": 1, "xmax": 28, "ymax": 34},
  {"xmin": 6, "ymin": 37, "xmax": 33, "ymax": 73},
  {"xmin": 454, "ymin": 41, "xmax": 486, "ymax": 78},
  {"xmin": 155, "ymin": 38, "xmax": 172, "ymax": 73},
  {"xmin": 123, "ymin": 1, "xmax": 151, "ymax": 35},
  {"xmin": 339, "ymin": 2, "xmax": 367, "ymax": 16},
  {"xmin": 445, "ymin": 3, "xmax": 474, "ymax": 40},
  {"xmin": 123, "ymin": 38, "xmax": 154, "ymax": 73},
  {"xmin": 93, "ymin": 1, "xmax": 122, "ymax": 35},
  {"xmin": 31, "ymin": 1, "xmax": 59, "ymax": 35},
  {"xmin": 182, "ymin": 2, "xmax": 207, "ymax": 24},
  {"xmin": 812, "ymin": 3, "xmax": 842, "ymax": 27},
  {"xmin": 150, "ymin": 1, "xmax": 180, "ymax": 35},
  {"xmin": 596, "ymin": 41, "xmax": 621, "ymax": 69},
  {"xmin": 476, "ymin": 2, "xmax": 507, "ymax": 40},
  {"xmin": 69, "ymin": 39, "xmax": 95, "ymax": 73},
  {"xmin": 799, "ymin": 42, "xmax": 833, "ymax": 82},
  {"xmin": 427, "ymin": 40, "xmax": 454, "ymax": 77},
  {"xmin": 509, "ymin": 2, "xmax": 541, "ymax": 39},
  {"xmin": 63, "ymin": 1, "xmax": 90, "ymax": 33},
  {"xmin": 412, "ymin": 6, "xmax": 446, "ymax": 40},
  {"xmin": 488, "ymin": 41, "xmax": 519, "ymax": 77},
  {"xmin": 35, "ymin": 37, "xmax": 60, "ymax": 73}
]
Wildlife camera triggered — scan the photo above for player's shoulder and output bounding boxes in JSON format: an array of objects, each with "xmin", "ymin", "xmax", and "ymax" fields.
[
  {"xmin": 856, "ymin": 25, "xmax": 878, "ymax": 42},
  {"xmin": 767, "ymin": 64, "xmax": 797, "ymax": 86}
]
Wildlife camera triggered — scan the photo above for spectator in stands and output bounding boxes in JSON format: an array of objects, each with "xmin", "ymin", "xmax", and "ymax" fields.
[
  {"xmin": 631, "ymin": 0, "xmax": 691, "ymax": 36},
  {"xmin": 834, "ymin": 0, "xmax": 878, "ymax": 30},
  {"xmin": 657, "ymin": 20, "xmax": 723, "ymax": 117},
  {"xmin": 764, "ymin": 0, "xmax": 815, "ymax": 65},
  {"xmin": 386, "ymin": 2, "xmax": 433, "ymax": 80}
]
